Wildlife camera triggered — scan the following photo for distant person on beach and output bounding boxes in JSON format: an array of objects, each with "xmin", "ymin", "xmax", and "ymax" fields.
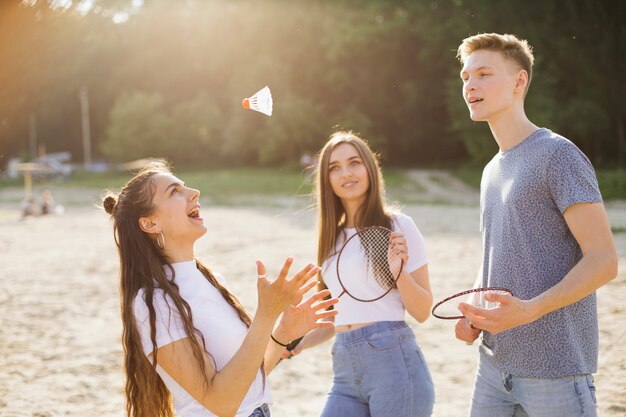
[
  {"xmin": 40, "ymin": 189, "xmax": 54, "ymax": 215},
  {"xmin": 286, "ymin": 132, "xmax": 435, "ymax": 417},
  {"xmin": 103, "ymin": 160, "xmax": 338, "ymax": 417},
  {"xmin": 20, "ymin": 196, "xmax": 35, "ymax": 219},
  {"xmin": 454, "ymin": 33, "xmax": 618, "ymax": 417}
]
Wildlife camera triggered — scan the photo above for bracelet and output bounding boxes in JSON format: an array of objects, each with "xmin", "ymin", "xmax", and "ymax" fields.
[{"xmin": 270, "ymin": 334, "xmax": 290, "ymax": 348}]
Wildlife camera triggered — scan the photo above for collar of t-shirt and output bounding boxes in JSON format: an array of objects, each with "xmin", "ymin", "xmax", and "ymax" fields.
[
  {"xmin": 162, "ymin": 260, "xmax": 228, "ymax": 291},
  {"xmin": 163, "ymin": 260, "xmax": 200, "ymax": 284}
]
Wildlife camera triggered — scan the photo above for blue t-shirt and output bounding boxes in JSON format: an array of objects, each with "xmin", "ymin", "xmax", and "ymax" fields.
[{"xmin": 479, "ymin": 128, "xmax": 603, "ymax": 378}]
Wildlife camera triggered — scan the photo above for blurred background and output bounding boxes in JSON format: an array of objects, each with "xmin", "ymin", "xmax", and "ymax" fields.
[
  {"xmin": 1, "ymin": 3, "xmax": 625, "ymax": 415},
  {"xmin": 0, "ymin": 0, "xmax": 624, "ymax": 197}
]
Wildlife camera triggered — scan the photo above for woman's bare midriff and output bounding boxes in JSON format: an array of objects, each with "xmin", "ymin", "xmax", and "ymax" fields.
[{"xmin": 335, "ymin": 322, "xmax": 373, "ymax": 333}]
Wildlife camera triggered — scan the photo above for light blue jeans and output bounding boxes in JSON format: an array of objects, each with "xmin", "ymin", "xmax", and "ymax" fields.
[
  {"xmin": 470, "ymin": 353, "xmax": 597, "ymax": 417},
  {"xmin": 320, "ymin": 321, "xmax": 434, "ymax": 417}
]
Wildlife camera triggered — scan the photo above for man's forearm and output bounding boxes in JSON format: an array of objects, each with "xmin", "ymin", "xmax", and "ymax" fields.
[{"xmin": 530, "ymin": 251, "xmax": 618, "ymax": 319}]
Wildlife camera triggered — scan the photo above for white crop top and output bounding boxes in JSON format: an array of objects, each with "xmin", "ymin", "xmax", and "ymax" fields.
[
  {"xmin": 322, "ymin": 213, "xmax": 428, "ymax": 326},
  {"xmin": 133, "ymin": 261, "xmax": 271, "ymax": 417}
]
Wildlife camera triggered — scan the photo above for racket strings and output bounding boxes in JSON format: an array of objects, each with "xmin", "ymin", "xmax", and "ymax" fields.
[
  {"xmin": 471, "ymin": 290, "xmax": 508, "ymax": 309},
  {"xmin": 359, "ymin": 228, "xmax": 397, "ymax": 291}
]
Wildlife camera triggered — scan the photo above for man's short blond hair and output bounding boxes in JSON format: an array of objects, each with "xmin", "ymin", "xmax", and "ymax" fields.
[{"xmin": 457, "ymin": 33, "xmax": 534, "ymax": 93}]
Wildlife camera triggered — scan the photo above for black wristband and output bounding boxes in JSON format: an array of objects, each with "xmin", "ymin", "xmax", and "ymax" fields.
[{"xmin": 270, "ymin": 334, "xmax": 290, "ymax": 348}]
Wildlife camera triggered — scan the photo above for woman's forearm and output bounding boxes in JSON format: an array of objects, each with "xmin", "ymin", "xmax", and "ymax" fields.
[
  {"xmin": 156, "ymin": 311, "xmax": 279, "ymax": 417},
  {"xmin": 297, "ymin": 326, "xmax": 336, "ymax": 350},
  {"xmin": 264, "ymin": 326, "xmax": 336, "ymax": 374},
  {"xmin": 263, "ymin": 329, "xmax": 291, "ymax": 375},
  {"xmin": 157, "ymin": 311, "xmax": 278, "ymax": 417},
  {"xmin": 397, "ymin": 268, "xmax": 432, "ymax": 323},
  {"xmin": 205, "ymin": 313, "xmax": 276, "ymax": 415}
]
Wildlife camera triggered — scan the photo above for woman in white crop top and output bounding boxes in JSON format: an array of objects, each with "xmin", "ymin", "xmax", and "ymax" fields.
[
  {"xmin": 285, "ymin": 132, "xmax": 435, "ymax": 417},
  {"xmin": 103, "ymin": 160, "xmax": 338, "ymax": 417}
]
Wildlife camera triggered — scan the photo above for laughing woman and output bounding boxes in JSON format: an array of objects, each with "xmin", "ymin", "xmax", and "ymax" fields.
[{"xmin": 103, "ymin": 160, "xmax": 337, "ymax": 417}]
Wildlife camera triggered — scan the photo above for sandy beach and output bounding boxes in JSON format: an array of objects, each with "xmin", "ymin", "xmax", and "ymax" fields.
[{"xmin": 0, "ymin": 190, "xmax": 624, "ymax": 416}]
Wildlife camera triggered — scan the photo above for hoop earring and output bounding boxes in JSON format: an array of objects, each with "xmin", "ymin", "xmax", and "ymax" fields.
[{"xmin": 156, "ymin": 232, "xmax": 165, "ymax": 250}]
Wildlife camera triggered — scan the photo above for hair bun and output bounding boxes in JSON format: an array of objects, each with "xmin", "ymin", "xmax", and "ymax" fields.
[{"xmin": 103, "ymin": 195, "xmax": 117, "ymax": 215}]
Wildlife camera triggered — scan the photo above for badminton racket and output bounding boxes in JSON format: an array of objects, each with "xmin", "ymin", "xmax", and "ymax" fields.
[
  {"xmin": 332, "ymin": 226, "xmax": 405, "ymax": 302},
  {"xmin": 283, "ymin": 226, "xmax": 404, "ymax": 356},
  {"xmin": 431, "ymin": 287, "xmax": 512, "ymax": 320}
]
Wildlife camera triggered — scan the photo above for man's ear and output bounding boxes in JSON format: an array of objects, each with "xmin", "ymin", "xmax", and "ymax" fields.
[
  {"xmin": 138, "ymin": 217, "xmax": 159, "ymax": 234},
  {"xmin": 514, "ymin": 70, "xmax": 529, "ymax": 93}
]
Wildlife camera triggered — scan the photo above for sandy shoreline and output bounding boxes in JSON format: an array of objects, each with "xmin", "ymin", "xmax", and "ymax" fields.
[{"xmin": 0, "ymin": 198, "xmax": 624, "ymax": 416}]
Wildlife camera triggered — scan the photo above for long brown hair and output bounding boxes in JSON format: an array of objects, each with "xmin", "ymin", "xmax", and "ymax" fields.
[
  {"xmin": 315, "ymin": 131, "xmax": 393, "ymax": 288},
  {"xmin": 103, "ymin": 160, "xmax": 252, "ymax": 417}
]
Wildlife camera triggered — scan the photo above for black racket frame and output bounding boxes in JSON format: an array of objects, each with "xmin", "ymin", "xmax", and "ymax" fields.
[{"xmin": 431, "ymin": 286, "xmax": 512, "ymax": 320}]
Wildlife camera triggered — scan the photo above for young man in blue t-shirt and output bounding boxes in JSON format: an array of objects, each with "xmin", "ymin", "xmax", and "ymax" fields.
[{"xmin": 454, "ymin": 33, "xmax": 618, "ymax": 417}]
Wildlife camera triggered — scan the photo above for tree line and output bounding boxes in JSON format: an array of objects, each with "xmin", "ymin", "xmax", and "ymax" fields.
[{"xmin": 0, "ymin": 0, "xmax": 623, "ymax": 170}]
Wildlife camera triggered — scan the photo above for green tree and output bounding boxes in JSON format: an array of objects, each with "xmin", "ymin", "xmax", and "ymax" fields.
[
  {"xmin": 167, "ymin": 96, "xmax": 223, "ymax": 166},
  {"xmin": 1, "ymin": 0, "xmax": 623, "ymax": 169},
  {"xmin": 101, "ymin": 92, "xmax": 171, "ymax": 162}
]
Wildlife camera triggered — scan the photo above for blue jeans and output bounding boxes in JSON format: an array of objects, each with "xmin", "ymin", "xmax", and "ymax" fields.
[
  {"xmin": 320, "ymin": 321, "xmax": 434, "ymax": 417},
  {"xmin": 470, "ymin": 353, "xmax": 597, "ymax": 417},
  {"xmin": 248, "ymin": 403, "xmax": 270, "ymax": 417}
]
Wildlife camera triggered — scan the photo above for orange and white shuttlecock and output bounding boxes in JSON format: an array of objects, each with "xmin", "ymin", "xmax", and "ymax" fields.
[{"xmin": 242, "ymin": 86, "xmax": 273, "ymax": 116}]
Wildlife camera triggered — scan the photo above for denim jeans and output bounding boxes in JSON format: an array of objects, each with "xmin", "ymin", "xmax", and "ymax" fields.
[
  {"xmin": 320, "ymin": 321, "xmax": 434, "ymax": 417},
  {"xmin": 470, "ymin": 353, "xmax": 597, "ymax": 417},
  {"xmin": 248, "ymin": 403, "xmax": 270, "ymax": 417}
]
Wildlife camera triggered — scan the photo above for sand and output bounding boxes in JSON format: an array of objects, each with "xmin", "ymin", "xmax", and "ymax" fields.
[{"xmin": 0, "ymin": 193, "xmax": 624, "ymax": 416}]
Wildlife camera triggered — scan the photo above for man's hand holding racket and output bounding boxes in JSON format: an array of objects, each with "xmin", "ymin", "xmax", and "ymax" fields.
[
  {"xmin": 432, "ymin": 287, "xmax": 517, "ymax": 344},
  {"xmin": 455, "ymin": 318, "xmax": 481, "ymax": 344},
  {"xmin": 458, "ymin": 291, "xmax": 538, "ymax": 335}
]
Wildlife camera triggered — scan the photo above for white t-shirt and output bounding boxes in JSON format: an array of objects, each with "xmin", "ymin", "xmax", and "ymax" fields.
[
  {"xmin": 133, "ymin": 261, "xmax": 271, "ymax": 417},
  {"xmin": 322, "ymin": 213, "xmax": 428, "ymax": 326}
]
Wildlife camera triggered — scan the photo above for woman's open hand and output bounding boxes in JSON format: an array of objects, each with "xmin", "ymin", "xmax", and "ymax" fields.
[
  {"xmin": 275, "ymin": 289, "xmax": 338, "ymax": 344},
  {"xmin": 255, "ymin": 258, "xmax": 321, "ymax": 320}
]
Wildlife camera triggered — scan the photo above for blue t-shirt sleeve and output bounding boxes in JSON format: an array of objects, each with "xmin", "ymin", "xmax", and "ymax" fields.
[{"xmin": 546, "ymin": 140, "xmax": 602, "ymax": 214}]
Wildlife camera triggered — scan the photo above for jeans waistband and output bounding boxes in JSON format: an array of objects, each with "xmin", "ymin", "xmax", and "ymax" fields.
[{"xmin": 335, "ymin": 320, "xmax": 410, "ymax": 345}]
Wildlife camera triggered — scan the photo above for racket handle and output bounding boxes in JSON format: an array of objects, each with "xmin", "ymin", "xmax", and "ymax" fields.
[
  {"xmin": 275, "ymin": 336, "xmax": 304, "ymax": 366},
  {"xmin": 286, "ymin": 337, "xmax": 303, "ymax": 352}
]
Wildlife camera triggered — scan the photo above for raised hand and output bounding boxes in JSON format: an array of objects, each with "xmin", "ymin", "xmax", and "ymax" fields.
[
  {"xmin": 255, "ymin": 258, "xmax": 321, "ymax": 320},
  {"xmin": 275, "ymin": 289, "xmax": 338, "ymax": 344}
]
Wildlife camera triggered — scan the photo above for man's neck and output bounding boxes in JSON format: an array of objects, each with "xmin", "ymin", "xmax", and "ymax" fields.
[{"xmin": 487, "ymin": 107, "xmax": 539, "ymax": 152}]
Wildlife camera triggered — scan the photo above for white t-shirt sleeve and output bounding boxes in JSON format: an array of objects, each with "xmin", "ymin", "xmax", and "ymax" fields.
[
  {"xmin": 213, "ymin": 272, "xmax": 228, "ymax": 286},
  {"xmin": 393, "ymin": 213, "xmax": 428, "ymax": 273},
  {"xmin": 133, "ymin": 289, "xmax": 189, "ymax": 356}
]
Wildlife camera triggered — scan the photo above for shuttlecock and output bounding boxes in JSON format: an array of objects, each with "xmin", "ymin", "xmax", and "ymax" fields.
[{"xmin": 242, "ymin": 86, "xmax": 273, "ymax": 116}]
